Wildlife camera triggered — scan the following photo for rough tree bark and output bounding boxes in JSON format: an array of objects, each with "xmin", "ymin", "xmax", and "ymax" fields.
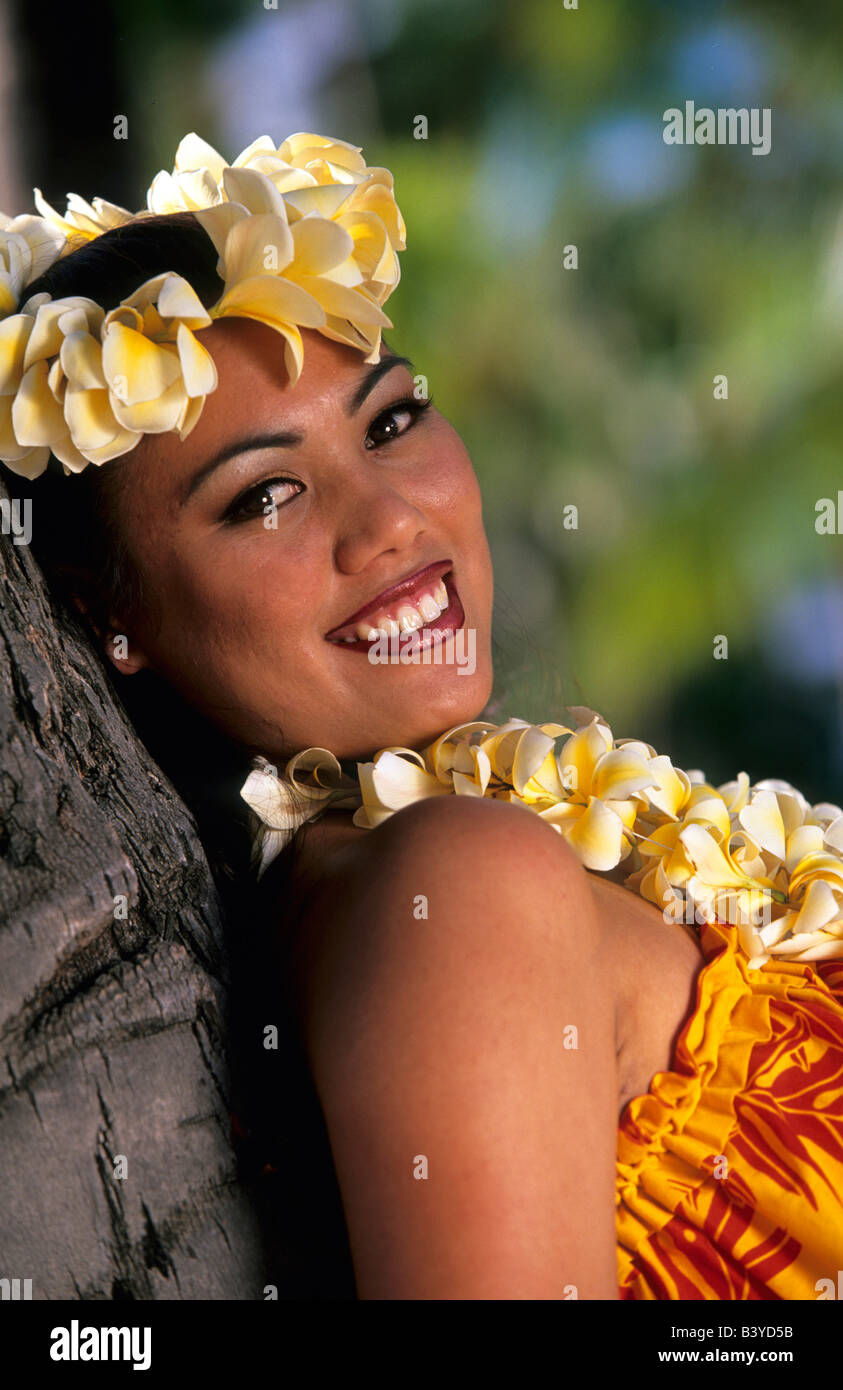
[{"xmin": 0, "ymin": 482, "xmax": 268, "ymax": 1299}]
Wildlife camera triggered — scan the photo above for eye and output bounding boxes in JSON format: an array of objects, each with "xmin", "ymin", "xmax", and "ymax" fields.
[
  {"xmin": 223, "ymin": 476, "xmax": 303, "ymax": 524},
  {"xmin": 220, "ymin": 394, "xmax": 434, "ymax": 524},
  {"xmin": 365, "ymin": 393, "xmax": 434, "ymax": 449}
]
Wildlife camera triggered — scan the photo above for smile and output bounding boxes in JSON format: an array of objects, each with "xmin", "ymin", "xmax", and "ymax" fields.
[{"xmin": 325, "ymin": 563, "xmax": 465, "ymax": 654}]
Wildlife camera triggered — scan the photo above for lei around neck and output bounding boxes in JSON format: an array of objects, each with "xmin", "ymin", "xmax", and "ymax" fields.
[{"xmin": 240, "ymin": 706, "xmax": 843, "ymax": 969}]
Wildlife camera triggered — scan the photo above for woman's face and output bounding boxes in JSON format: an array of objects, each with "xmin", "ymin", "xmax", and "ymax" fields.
[{"xmin": 106, "ymin": 318, "xmax": 494, "ymax": 760}]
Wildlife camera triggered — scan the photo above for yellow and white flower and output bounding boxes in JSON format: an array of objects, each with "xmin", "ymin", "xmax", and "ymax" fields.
[
  {"xmin": 241, "ymin": 707, "xmax": 843, "ymax": 965},
  {"xmin": 241, "ymin": 750, "xmax": 360, "ymax": 876},
  {"xmin": 0, "ymin": 129, "xmax": 406, "ymax": 475},
  {"xmin": 0, "ymin": 273, "xmax": 219, "ymax": 478},
  {"xmin": 147, "ymin": 132, "xmax": 405, "ymax": 270},
  {"xmin": 195, "ymin": 174, "xmax": 393, "ymax": 380},
  {"xmin": 0, "ymin": 214, "xmax": 65, "ymax": 316},
  {"xmin": 1, "ymin": 296, "xmax": 119, "ymax": 477},
  {"xmin": 147, "ymin": 132, "xmax": 404, "ymax": 317},
  {"xmin": 31, "ymin": 190, "xmax": 134, "ymax": 244},
  {"xmin": 101, "ymin": 272, "xmax": 217, "ymax": 440}
]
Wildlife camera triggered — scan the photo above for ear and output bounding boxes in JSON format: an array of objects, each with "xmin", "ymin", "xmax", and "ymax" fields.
[
  {"xmin": 69, "ymin": 593, "xmax": 152, "ymax": 676},
  {"xmin": 102, "ymin": 626, "xmax": 152, "ymax": 676}
]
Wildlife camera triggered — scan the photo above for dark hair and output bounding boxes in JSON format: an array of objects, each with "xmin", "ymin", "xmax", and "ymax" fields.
[
  {"xmin": 23, "ymin": 213, "xmax": 223, "ymax": 637},
  {"xmin": 19, "ymin": 212, "xmax": 272, "ymax": 896}
]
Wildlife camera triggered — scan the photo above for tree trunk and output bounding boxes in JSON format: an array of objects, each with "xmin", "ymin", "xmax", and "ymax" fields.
[{"xmin": 0, "ymin": 480, "xmax": 268, "ymax": 1299}]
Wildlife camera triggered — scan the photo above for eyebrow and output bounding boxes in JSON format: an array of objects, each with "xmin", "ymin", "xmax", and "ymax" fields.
[{"xmin": 182, "ymin": 352, "xmax": 414, "ymax": 505}]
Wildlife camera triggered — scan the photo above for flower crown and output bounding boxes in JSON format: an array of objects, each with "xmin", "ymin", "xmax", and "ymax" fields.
[
  {"xmin": 0, "ymin": 132, "xmax": 405, "ymax": 480},
  {"xmin": 241, "ymin": 706, "xmax": 843, "ymax": 968}
]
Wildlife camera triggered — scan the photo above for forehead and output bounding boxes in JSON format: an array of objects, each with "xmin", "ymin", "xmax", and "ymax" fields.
[
  {"xmin": 197, "ymin": 318, "xmax": 377, "ymax": 415},
  {"xmin": 122, "ymin": 320, "xmax": 401, "ymax": 492}
]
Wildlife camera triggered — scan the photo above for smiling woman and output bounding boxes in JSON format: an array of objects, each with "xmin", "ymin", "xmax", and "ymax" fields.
[
  {"xmin": 3, "ymin": 131, "xmax": 843, "ymax": 1304},
  {"xmin": 92, "ymin": 315, "xmax": 494, "ymax": 761}
]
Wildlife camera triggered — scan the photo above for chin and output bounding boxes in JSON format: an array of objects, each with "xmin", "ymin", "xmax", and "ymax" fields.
[{"xmin": 349, "ymin": 664, "xmax": 495, "ymax": 760}]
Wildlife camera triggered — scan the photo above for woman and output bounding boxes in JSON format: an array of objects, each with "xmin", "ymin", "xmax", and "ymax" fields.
[{"xmin": 2, "ymin": 131, "xmax": 842, "ymax": 1300}]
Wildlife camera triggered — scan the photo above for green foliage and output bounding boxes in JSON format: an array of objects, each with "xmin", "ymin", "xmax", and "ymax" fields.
[
  {"xmin": 372, "ymin": 0, "xmax": 843, "ymax": 796},
  {"xmin": 56, "ymin": 0, "xmax": 843, "ymax": 796}
]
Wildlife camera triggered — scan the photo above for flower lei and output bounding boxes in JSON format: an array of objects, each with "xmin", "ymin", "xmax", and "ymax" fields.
[
  {"xmin": 0, "ymin": 132, "xmax": 405, "ymax": 479},
  {"xmin": 240, "ymin": 706, "xmax": 843, "ymax": 969}
]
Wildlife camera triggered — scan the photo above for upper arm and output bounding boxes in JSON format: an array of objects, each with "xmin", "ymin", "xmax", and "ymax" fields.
[{"xmin": 291, "ymin": 795, "xmax": 620, "ymax": 1299}]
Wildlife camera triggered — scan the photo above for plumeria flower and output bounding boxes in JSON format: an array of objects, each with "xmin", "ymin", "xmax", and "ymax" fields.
[
  {"xmin": 0, "ymin": 129, "xmax": 407, "ymax": 475},
  {"xmin": 0, "ymin": 214, "xmax": 66, "ymax": 316},
  {"xmin": 146, "ymin": 132, "xmax": 341, "ymax": 213},
  {"xmin": 242, "ymin": 708, "xmax": 843, "ymax": 966},
  {"xmin": 31, "ymin": 190, "xmax": 133, "ymax": 243},
  {"xmin": 195, "ymin": 171, "xmax": 392, "ymax": 383},
  {"xmin": 0, "ymin": 294, "xmax": 122, "ymax": 477},
  {"xmin": 0, "ymin": 274, "xmax": 220, "ymax": 477},
  {"xmin": 101, "ymin": 273, "xmax": 218, "ymax": 439},
  {"xmin": 148, "ymin": 132, "xmax": 404, "ymax": 244},
  {"xmin": 0, "ymin": 309, "xmax": 47, "ymax": 476},
  {"xmin": 527, "ymin": 715, "xmax": 659, "ymax": 871},
  {"xmin": 150, "ymin": 132, "xmax": 405, "ymax": 306},
  {"xmin": 352, "ymin": 711, "xmax": 659, "ymax": 872},
  {"xmin": 241, "ymin": 711, "xmax": 843, "ymax": 966},
  {"xmin": 241, "ymin": 750, "xmax": 360, "ymax": 877},
  {"xmin": 351, "ymin": 720, "xmax": 505, "ymax": 829}
]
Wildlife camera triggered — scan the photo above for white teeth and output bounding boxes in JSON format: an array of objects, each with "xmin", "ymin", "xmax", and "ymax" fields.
[
  {"xmin": 396, "ymin": 603, "xmax": 424, "ymax": 632},
  {"xmin": 354, "ymin": 616, "xmax": 400, "ymax": 640},
  {"xmin": 418, "ymin": 593, "xmax": 442, "ymax": 622},
  {"xmin": 340, "ymin": 576, "xmax": 451, "ymax": 642}
]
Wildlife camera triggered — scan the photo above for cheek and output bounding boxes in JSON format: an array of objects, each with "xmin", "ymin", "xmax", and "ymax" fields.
[
  {"xmin": 130, "ymin": 524, "xmax": 314, "ymax": 690},
  {"xmin": 425, "ymin": 440, "xmax": 492, "ymax": 588},
  {"xmin": 415, "ymin": 433, "xmax": 486, "ymax": 534},
  {"xmin": 123, "ymin": 428, "xmax": 491, "ymax": 697}
]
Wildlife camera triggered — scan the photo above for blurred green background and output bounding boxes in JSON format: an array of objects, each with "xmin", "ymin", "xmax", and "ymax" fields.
[{"xmin": 3, "ymin": 0, "xmax": 842, "ymax": 801}]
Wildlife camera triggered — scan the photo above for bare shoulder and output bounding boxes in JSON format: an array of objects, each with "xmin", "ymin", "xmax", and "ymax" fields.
[
  {"xmin": 298, "ymin": 795, "xmax": 590, "ymax": 929},
  {"xmin": 284, "ymin": 795, "xmax": 619, "ymax": 1298},
  {"xmin": 286, "ymin": 796, "xmax": 598, "ymax": 1004}
]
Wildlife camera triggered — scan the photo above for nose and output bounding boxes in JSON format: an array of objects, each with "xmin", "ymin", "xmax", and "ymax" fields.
[{"xmin": 333, "ymin": 477, "xmax": 428, "ymax": 575}]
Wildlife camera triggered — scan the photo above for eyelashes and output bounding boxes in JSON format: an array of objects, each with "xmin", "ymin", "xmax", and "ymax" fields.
[
  {"xmin": 222, "ymin": 392, "xmax": 435, "ymax": 524},
  {"xmin": 364, "ymin": 392, "xmax": 434, "ymax": 449}
]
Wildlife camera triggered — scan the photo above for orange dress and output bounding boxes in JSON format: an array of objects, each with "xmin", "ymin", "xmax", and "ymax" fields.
[{"xmin": 616, "ymin": 918, "xmax": 843, "ymax": 1299}]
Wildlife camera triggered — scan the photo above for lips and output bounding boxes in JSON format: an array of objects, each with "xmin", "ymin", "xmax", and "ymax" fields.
[
  {"xmin": 325, "ymin": 559, "xmax": 454, "ymax": 641},
  {"xmin": 328, "ymin": 574, "xmax": 465, "ymax": 656}
]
